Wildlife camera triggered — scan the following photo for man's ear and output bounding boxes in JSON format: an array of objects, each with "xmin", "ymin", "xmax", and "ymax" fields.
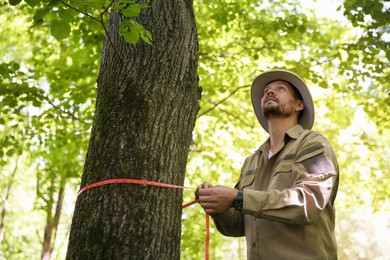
[{"xmin": 296, "ymin": 100, "xmax": 305, "ymax": 112}]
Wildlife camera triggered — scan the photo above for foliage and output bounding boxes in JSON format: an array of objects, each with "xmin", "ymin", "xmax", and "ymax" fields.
[
  {"xmin": 1, "ymin": 0, "xmax": 101, "ymax": 257},
  {"xmin": 112, "ymin": 0, "xmax": 152, "ymax": 45},
  {"xmin": 0, "ymin": 0, "xmax": 389, "ymax": 259},
  {"xmin": 340, "ymin": 0, "xmax": 390, "ymax": 132},
  {"xmin": 8, "ymin": 0, "xmax": 152, "ymax": 45}
]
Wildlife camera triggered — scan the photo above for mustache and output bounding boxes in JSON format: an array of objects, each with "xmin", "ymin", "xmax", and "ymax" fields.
[{"xmin": 264, "ymin": 95, "xmax": 279, "ymax": 103}]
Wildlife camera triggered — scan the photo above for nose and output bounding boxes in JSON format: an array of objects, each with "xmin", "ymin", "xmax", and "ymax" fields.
[{"xmin": 265, "ymin": 88, "xmax": 275, "ymax": 96}]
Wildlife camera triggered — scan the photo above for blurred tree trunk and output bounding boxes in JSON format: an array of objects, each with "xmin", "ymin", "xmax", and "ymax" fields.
[
  {"xmin": 0, "ymin": 158, "xmax": 18, "ymax": 244},
  {"xmin": 66, "ymin": 1, "xmax": 200, "ymax": 259},
  {"xmin": 41, "ymin": 184, "xmax": 65, "ymax": 260}
]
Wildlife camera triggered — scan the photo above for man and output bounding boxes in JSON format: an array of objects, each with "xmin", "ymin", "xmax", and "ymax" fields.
[{"xmin": 196, "ymin": 69, "xmax": 339, "ymax": 259}]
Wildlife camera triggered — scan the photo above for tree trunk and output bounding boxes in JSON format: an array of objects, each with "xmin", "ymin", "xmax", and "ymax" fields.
[
  {"xmin": 41, "ymin": 184, "xmax": 65, "ymax": 260},
  {"xmin": 0, "ymin": 158, "xmax": 18, "ymax": 244},
  {"xmin": 66, "ymin": 1, "xmax": 200, "ymax": 259}
]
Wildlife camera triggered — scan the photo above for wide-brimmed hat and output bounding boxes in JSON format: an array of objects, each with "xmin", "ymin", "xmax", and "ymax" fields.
[{"xmin": 251, "ymin": 69, "xmax": 314, "ymax": 132}]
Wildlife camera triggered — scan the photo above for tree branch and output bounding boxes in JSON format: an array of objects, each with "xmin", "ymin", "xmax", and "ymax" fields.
[
  {"xmin": 57, "ymin": 0, "xmax": 101, "ymax": 23},
  {"xmin": 213, "ymin": 104, "xmax": 256, "ymax": 128},
  {"xmin": 37, "ymin": 93, "xmax": 83, "ymax": 122},
  {"xmin": 57, "ymin": 0, "xmax": 123, "ymax": 63},
  {"xmin": 197, "ymin": 84, "xmax": 250, "ymax": 118},
  {"xmin": 99, "ymin": 1, "xmax": 124, "ymax": 63}
]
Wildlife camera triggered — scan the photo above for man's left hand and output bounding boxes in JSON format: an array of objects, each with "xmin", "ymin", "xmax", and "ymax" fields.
[{"xmin": 197, "ymin": 185, "xmax": 238, "ymax": 214}]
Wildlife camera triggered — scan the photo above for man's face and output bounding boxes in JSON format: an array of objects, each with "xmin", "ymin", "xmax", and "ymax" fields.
[{"xmin": 260, "ymin": 80, "xmax": 304, "ymax": 119}]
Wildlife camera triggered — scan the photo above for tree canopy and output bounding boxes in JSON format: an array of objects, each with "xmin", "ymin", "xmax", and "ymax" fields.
[{"xmin": 1, "ymin": 0, "xmax": 389, "ymax": 259}]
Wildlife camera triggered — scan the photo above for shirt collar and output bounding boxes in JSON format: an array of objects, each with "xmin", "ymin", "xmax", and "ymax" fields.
[
  {"xmin": 285, "ymin": 124, "xmax": 304, "ymax": 140},
  {"xmin": 258, "ymin": 124, "xmax": 304, "ymax": 154}
]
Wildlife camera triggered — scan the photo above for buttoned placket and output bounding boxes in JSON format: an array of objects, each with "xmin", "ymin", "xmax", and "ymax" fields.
[{"xmin": 250, "ymin": 137, "xmax": 292, "ymax": 259}]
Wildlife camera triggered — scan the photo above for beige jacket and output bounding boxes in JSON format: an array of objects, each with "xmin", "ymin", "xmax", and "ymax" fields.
[{"xmin": 212, "ymin": 125, "xmax": 339, "ymax": 259}]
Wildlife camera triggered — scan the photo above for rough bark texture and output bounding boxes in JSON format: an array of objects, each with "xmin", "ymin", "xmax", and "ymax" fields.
[{"xmin": 66, "ymin": 0, "xmax": 200, "ymax": 259}]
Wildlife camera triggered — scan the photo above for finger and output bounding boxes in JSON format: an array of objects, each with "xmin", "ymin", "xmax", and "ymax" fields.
[
  {"xmin": 200, "ymin": 203, "xmax": 218, "ymax": 214},
  {"xmin": 198, "ymin": 187, "xmax": 217, "ymax": 198},
  {"xmin": 195, "ymin": 182, "xmax": 213, "ymax": 199},
  {"xmin": 201, "ymin": 182, "xmax": 214, "ymax": 189},
  {"xmin": 194, "ymin": 190, "xmax": 199, "ymax": 199},
  {"xmin": 195, "ymin": 185, "xmax": 205, "ymax": 199},
  {"xmin": 199, "ymin": 202, "xmax": 216, "ymax": 213},
  {"xmin": 195, "ymin": 183, "xmax": 206, "ymax": 198}
]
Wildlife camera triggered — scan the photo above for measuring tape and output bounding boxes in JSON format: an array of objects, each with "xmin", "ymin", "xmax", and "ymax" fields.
[{"xmin": 78, "ymin": 178, "xmax": 210, "ymax": 260}]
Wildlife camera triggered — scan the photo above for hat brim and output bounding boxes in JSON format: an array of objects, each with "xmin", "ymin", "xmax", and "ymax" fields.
[{"xmin": 251, "ymin": 69, "xmax": 315, "ymax": 132}]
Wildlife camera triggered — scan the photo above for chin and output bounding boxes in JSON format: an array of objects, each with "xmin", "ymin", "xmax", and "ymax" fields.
[{"xmin": 262, "ymin": 108, "xmax": 282, "ymax": 118}]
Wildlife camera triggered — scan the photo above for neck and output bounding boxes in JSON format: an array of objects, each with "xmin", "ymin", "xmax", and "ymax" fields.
[{"xmin": 267, "ymin": 118, "xmax": 298, "ymax": 152}]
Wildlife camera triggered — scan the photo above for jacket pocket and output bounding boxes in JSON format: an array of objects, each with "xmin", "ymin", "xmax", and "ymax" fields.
[
  {"xmin": 269, "ymin": 161, "xmax": 294, "ymax": 190},
  {"xmin": 272, "ymin": 160, "xmax": 293, "ymax": 176},
  {"xmin": 236, "ymin": 173, "xmax": 255, "ymax": 189}
]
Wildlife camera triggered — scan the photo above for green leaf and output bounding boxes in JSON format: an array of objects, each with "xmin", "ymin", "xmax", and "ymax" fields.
[
  {"xmin": 33, "ymin": 8, "xmax": 49, "ymax": 23},
  {"xmin": 50, "ymin": 20, "xmax": 71, "ymax": 41},
  {"xmin": 319, "ymin": 81, "xmax": 328, "ymax": 89},
  {"xmin": 112, "ymin": 2, "xmax": 126, "ymax": 12},
  {"xmin": 31, "ymin": 19, "xmax": 44, "ymax": 28},
  {"xmin": 120, "ymin": 19, "xmax": 136, "ymax": 28},
  {"xmin": 32, "ymin": 98, "xmax": 41, "ymax": 107},
  {"xmin": 25, "ymin": 0, "xmax": 41, "ymax": 7},
  {"xmin": 140, "ymin": 30, "xmax": 152, "ymax": 44},
  {"xmin": 123, "ymin": 30, "xmax": 139, "ymax": 45},
  {"xmin": 87, "ymin": 19, "xmax": 101, "ymax": 31},
  {"xmin": 60, "ymin": 9, "xmax": 78, "ymax": 22},
  {"xmin": 122, "ymin": 4, "xmax": 149, "ymax": 17},
  {"xmin": 9, "ymin": 0, "xmax": 22, "ymax": 5},
  {"xmin": 45, "ymin": 11, "xmax": 58, "ymax": 22},
  {"xmin": 6, "ymin": 149, "xmax": 15, "ymax": 156}
]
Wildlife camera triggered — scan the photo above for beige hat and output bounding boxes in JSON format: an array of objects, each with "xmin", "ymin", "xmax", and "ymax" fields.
[{"xmin": 251, "ymin": 69, "xmax": 315, "ymax": 132}]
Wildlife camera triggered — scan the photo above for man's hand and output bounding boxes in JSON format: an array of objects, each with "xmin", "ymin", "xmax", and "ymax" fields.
[
  {"xmin": 195, "ymin": 181, "xmax": 214, "ymax": 199},
  {"xmin": 196, "ymin": 183, "xmax": 238, "ymax": 214}
]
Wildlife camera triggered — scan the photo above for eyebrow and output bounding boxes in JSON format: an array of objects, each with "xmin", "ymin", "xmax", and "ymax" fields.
[{"xmin": 263, "ymin": 82, "xmax": 288, "ymax": 92}]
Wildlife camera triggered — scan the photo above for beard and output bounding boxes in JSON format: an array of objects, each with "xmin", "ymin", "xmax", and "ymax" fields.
[{"xmin": 261, "ymin": 102, "xmax": 294, "ymax": 119}]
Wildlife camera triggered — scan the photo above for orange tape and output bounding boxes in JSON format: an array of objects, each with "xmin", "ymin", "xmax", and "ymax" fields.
[
  {"xmin": 78, "ymin": 178, "xmax": 210, "ymax": 260},
  {"xmin": 182, "ymin": 199, "xmax": 199, "ymax": 208},
  {"xmin": 78, "ymin": 178, "xmax": 193, "ymax": 195}
]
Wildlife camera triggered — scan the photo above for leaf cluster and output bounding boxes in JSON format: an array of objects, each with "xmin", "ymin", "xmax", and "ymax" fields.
[
  {"xmin": 112, "ymin": 0, "xmax": 152, "ymax": 45},
  {"xmin": 10, "ymin": 0, "xmax": 152, "ymax": 45}
]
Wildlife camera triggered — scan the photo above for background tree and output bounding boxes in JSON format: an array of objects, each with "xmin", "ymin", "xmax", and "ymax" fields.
[{"xmin": 0, "ymin": 0, "xmax": 102, "ymax": 258}]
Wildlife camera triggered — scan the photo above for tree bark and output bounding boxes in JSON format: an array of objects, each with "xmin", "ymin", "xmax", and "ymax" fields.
[{"xmin": 66, "ymin": 0, "xmax": 200, "ymax": 259}]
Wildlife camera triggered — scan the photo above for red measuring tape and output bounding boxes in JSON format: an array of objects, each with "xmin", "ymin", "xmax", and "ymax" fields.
[{"xmin": 78, "ymin": 178, "xmax": 210, "ymax": 260}]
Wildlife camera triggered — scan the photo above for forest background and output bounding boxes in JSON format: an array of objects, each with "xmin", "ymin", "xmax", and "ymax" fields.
[{"xmin": 1, "ymin": 0, "xmax": 389, "ymax": 259}]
